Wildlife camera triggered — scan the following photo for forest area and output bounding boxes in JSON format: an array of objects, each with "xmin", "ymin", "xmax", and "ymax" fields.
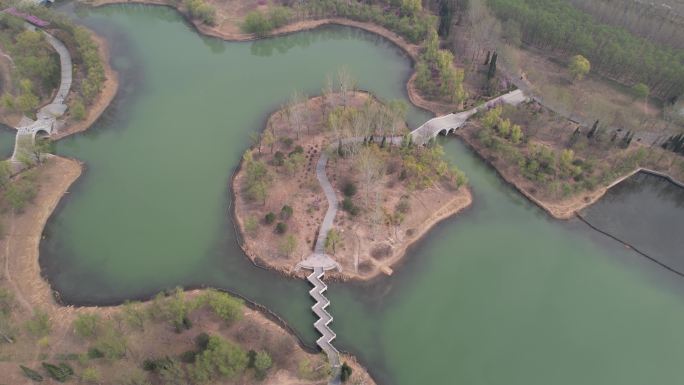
[
  {"xmin": 566, "ymin": 0, "xmax": 684, "ymax": 50},
  {"xmin": 484, "ymin": 0, "xmax": 684, "ymax": 101}
]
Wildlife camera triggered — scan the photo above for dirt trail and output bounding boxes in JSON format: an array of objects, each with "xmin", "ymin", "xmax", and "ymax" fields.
[{"xmin": 3, "ymin": 213, "xmax": 33, "ymax": 315}]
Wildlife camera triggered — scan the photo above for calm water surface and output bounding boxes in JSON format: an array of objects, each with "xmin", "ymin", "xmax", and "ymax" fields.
[
  {"xmin": 0, "ymin": 125, "xmax": 13, "ymax": 159},
  {"xmin": 43, "ymin": 5, "xmax": 684, "ymax": 385},
  {"xmin": 580, "ymin": 171, "xmax": 684, "ymax": 272}
]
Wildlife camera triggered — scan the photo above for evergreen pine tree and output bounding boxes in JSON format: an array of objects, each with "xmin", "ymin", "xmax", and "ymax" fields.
[
  {"xmin": 587, "ymin": 120, "xmax": 599, "ymax": 139},
  {"xmin": 487, "ymin": 52, "xmax": 498, "ymax": 80}
]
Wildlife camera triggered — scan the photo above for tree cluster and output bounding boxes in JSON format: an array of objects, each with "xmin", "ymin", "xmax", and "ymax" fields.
[
  {"xmin": 486, "ymin": 0, "xmax": 684, "ymax": 100},
  {"xmin": 0, "ymin": 15, "xmax": 58, "ymax": 114},
  {"xmin": 662, "ymin": 133, "xmax": 684, "ymax": 155},
  {"xmin": 565, "ymin": 0, "xmax": 684, "ymax": 50},
  {"xmin": 479, "ymin": 105, "xmax": 523, "ymax": 144},
  {"xmin": 242, "ymin": 152, "xmax": 272, "ymax": 204},
  {"xmin": 0, "ymin": 166, "xmax": 38, "ymax": 213},
  {"xmin": 184, "ymin": 0, "xmax": 217, "ymax": 26},
  {"xmin": 415, "ymin": 28, "xmax": 467, "ymax": 104},
  {"xmin": 24, "ymin": 7, "xmax": 107, "ymax": 106},
  {"xmin": 242, "ymin": 6, "xmax": 292, "ymax": 37},
  {"xmin": 296, "ymin": 0, "xmax": 436, "ymax": 44},
  {"xmin": 400, "ymin": 141, "xmax": 467, "ymax": 190}
]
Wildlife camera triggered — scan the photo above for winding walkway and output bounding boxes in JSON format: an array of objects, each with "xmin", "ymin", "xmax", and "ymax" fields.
[
  {"xmin": 11, "ymin": 25, "xmax": 72, "ymax": 164},
  {"xmin": 297, "ymin": 150, "xmax": 342, "ymax": 377}
]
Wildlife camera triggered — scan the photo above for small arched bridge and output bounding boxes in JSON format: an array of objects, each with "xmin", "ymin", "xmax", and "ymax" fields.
[{"xmin": 410, "ymin": 89, "xmax": 527, "ymax": 144}]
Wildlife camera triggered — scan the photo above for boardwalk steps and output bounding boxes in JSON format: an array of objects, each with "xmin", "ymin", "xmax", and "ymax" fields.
[{"xmin": 307, "ymin": 267, "xmax": 341, "ymax": 369}]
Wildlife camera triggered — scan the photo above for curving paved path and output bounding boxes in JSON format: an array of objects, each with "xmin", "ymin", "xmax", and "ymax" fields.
[
  {"xmin": 296, "ymin": 150, "xmax": 343, "ymax": 272},
  {"xmin": 11, "ymin": 25, "xmax": 72, "ymax": 164}
]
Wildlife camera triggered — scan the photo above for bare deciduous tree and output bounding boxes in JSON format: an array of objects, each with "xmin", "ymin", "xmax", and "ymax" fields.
[{"xmin": 337, "ymin": 68, "xmax": 355, "ymax": 108}]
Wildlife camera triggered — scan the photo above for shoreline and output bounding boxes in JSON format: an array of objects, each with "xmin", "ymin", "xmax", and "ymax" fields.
[
  {"xmin": 87, "ymin": 0, "xmax": 452, "ymax": 118},
  {"xmin": 1, "ymin": 157, "xmax": 376, "ymax": 384},
  {"xmin": 88, "ymin": 0, "xmax": 420, "ymax": 57},
  {"xmin": 13, "ymin": 0, "xmax": 673, "ymax": 307},
  {"xmin": 457, "ymin": 130, "xmax": 612, "ymax": 220},
  {"xmin": 5, "ymin": 3, "xmax": 681, "ymax": 383},
  {"xmin": 456, "ymin": 130, "xmax": 684, "ymax": 220}
]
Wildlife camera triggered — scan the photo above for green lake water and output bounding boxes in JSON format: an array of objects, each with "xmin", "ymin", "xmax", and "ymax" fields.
[
  {"xmin": 0, "ymin": 125, "xmax": 13, "ymax": 159},
  {"xmin": 43, "ymin": 5, "xmax": 684, "ymax": 385}
]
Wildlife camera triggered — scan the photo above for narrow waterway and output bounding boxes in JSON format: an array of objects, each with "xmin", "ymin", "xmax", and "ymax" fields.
[{"xmin": 41, "ymin": 5, "xmax": 684, "ymax": 385}]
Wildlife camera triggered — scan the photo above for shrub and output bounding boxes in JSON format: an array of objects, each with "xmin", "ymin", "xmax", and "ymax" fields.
[
  {"xmin": 254, "ymin": 350, "xmax": 273, "ymax": 379},
  {"xmin": 180, "ymin": 350, "xmax": 197, "ymax": 363},
  {"xmin": 247, "ymin": 349, "xmax": 257, "ymax": 367},
  {"xmin": 342, "ymin": 181, "xmax": 357, "ymax": 197},
  {"xmin": 243, "ymin": 11, "xmax": 272, "ymax": 36},
  {"xmin": 73, "ymin": 313, "xmax": 100, "ymax": 339},
  {"xmin": 244, "ymin": 216, "xmax": 258, "ymax": 238},
  {"xmin": 281, "ymin": 137, "xmax": 294, "ymax": 148},
  {"xmin": 264, "ymin": 212, "xmax": 276, "ymax": 224},
  {"xmin": 242, "ymin": 7, "xmax": 293, "ymax": 37},
  {"xmin": 203, "ymin": 290, "xmax": 243, "ymax": 325},
  {"xmin": 190, "ymin": 336, "xmax": 248, "ymax": 382},
  {"xmin": 81, "ymin": 367, "xmax": 101, "ymax": 384},
  {"xmin": 70, "ymin": 98, "xmax": 86, "ymax": 121},
  {"xmin": 41, "ymin": 362, "xmax": 74, "ymax": 382},
  {"xmin": 184, "ymin": 0, "xmax": 216, "ymax": 25},
  {"xmin": 0, "ymin": 287, "xmax": 13, "ymax": 315},
  {"xmin": 195, "ymin": 332, "xmax": 210, "ymax": 351},
  {"xmin": 284, "ymin": 152, "xmax": 305, "ymax": 175},
  {"xmin": 20, "ymin": 365, "xmax": 43, "ymax": 381},
  {"xmin": 5, "ymin": 177, "xmax": 38, "ymax": 212},
  {"xmin": 25, "ymin": 310, "xmax": 51, "ymax": 337},
  {"xmin": 340, "ymin": 362, "xmax": 352, "ymax": 382},
  {"xmin": 280, "ymin": 205, "xmax": 293, "ymax": 220},
  {"xmin": 182, "ymin": 315, "xmax": 193, "ymax": 330},
  {"xmin": 275, "ymin": 222, "xmax": 287, "ymax": 234},
  {"xmin": 87, "ymin": 347, "xmax": 104, "ymax": 359},
  {"xmin": 341, "ymin": 198, "xmax": 359, "ymax": 216},
  {"xmin": 93, "ymin": 327, "xmax": 127, "ymax": 360},
  {"xmin": 396, "ymin": 197, "xmax": 410, "ymax": 214},
  {"xmin": 273, "ymin": 151, "xmax": 285, "ymax": 166},
  {"xmin": 278, "ymin": 234, "xmax": 297, "ymax": 256},
  {"xmin": 142, "ymin": 356, "xmax": 173, "ymax": 372},
  {"xmin": 289, "ymin": 145, "xmax": 304, "ymax": 156}
]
